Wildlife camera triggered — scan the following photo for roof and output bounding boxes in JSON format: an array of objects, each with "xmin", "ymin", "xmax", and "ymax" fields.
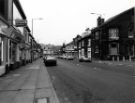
[
  {"xmin": 25, "ymin": 26, "xmax": 31, "ymax": 32},
  {"xmin": 92, "ymin": 7, "xmax": 135, "ymax": 31},
  {"xmin": 13, "ymin": 0, "xmax": 26, "ymax": 19}
]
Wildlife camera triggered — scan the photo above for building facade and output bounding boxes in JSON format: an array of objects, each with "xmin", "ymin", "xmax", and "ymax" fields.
[
  {"xmin": 0, "ymin": 0, "xmax": 42, "ymax": 76},
  {"xmin": 91, "ymin": 7, "xmax": 135, "ymax": 61},
  {"xmin": 78, "ymin": 29, "xmax": 92, "ymax": 62}
]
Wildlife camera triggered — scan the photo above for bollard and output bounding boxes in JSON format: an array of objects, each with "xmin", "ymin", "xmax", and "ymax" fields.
[
  {"xmin": 117, "ymin": 56, "xmax": 119, "ymax": 62},
  {"xmin": 123, "ymin": 56, "xmax": 125, "ymax": 61},
  {"xmin": 129, "ymin": 56, "xmax": 132, "ymax": 62},
  {"xmin": 112, "ymin": 56, "xmax": 115, "ymax": 61}
]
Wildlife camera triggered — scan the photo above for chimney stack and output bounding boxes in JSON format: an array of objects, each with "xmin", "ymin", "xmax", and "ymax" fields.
[{"xmin": 97, "ymin": 16, "xmax": 104, "ymax": 26}]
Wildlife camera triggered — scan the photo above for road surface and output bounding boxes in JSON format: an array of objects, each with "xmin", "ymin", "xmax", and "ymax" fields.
[{"xmin": 47, "ymin": 59, "xmax": 135, "ymax": 103}]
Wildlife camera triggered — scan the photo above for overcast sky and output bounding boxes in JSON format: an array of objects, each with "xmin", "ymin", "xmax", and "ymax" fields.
[{"xmin": 20, "ymin": 0, "xmax": 135, "ymax": 45}]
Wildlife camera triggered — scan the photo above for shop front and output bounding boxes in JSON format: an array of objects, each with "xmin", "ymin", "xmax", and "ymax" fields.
[{"xmin": 0, "ymin": 19, "xmax": 9, "ymax": 75}]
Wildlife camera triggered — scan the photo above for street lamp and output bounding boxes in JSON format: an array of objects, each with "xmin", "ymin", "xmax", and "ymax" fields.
[
  {"xmin": 31, "ymin": 18, "xmax": 43, "ymax": 35},
  {"xmin": 90, "ymin": 13, "xmax": 105, "ymax": 27},
  {"xmin": 90, "ymin": 13, "xmax": 105, "ymax": 17}
]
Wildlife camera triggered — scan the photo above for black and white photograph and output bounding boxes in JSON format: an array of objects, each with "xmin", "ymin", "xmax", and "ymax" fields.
[{"xmin": 0, "ymin": 0, "xmax": 135, "ymax": 103}]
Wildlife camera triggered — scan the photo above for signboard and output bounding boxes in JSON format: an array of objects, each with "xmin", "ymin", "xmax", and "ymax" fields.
[{"xmin": 15, "ymin": 19, "xmax": 27, "ymax": 27}]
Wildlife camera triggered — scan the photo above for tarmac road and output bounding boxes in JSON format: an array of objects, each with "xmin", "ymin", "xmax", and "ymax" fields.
[{"xmin": 47, "ymin": 59, "xmax": 135, "ymax": 103}]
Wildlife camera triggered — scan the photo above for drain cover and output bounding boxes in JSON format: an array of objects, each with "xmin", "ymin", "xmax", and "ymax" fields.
[{"xmin": 36, "ymin": 97, "xmax": 49, "ymax": 103}]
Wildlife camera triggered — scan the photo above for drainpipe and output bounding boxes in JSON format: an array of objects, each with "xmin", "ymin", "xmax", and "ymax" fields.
[
  {"xmin": 133, "ymin": 44, "xmax": 135, "ymax": 56},
  {"xmin": 117, "ymin": 43, "xmax": 119, "ymax": 61}
]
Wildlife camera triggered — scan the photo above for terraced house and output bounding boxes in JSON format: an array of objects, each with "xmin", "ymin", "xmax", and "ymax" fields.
[
  {"xmin": 78, "ymin": 28, "xmax": 92, "ymax": 62},
  {"xmin": 91, "ymin": 7, "xmax": 135, "ymax": 61}
]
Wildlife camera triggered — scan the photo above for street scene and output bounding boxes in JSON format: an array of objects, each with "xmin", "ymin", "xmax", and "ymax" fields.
[{"xmin": 0, "ymin": 0, "xmax": 135, "ymax": 103}]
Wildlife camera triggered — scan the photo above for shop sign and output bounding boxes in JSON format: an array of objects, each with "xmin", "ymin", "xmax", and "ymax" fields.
[{"xmin": 15, "ymin": 19, "xmax": 27, "ymax": 27}]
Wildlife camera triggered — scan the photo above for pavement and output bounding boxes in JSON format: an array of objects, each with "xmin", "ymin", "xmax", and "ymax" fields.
[
  {"xmin": 94, "ymin": 60, "xmax": 135, "ymax": 66},
  {"xmin": 73, "ymin": 58, "xmax": 135, "ymax": 66},
  {"xmin": 0, "ymin": 59, "xmax": 60, "ymax": 103}
]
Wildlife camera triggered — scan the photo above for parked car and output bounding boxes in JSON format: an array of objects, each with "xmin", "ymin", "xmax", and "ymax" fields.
[
  {"xmin": 66, "ymin": 55, "xmax": 74, "ymax": 60},
  {"xmin": 44, "ymin": 56, "xmax": 57, "ymax": 66},
  {"xmin": 79, "ymin": 57, "xmax": 92, "ymax": 62}
]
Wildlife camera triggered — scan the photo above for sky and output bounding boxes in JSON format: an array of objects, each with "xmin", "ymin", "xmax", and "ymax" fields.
[{"xmin": 20, "ymin": 0, "xmax": 135, "ymax": 45}]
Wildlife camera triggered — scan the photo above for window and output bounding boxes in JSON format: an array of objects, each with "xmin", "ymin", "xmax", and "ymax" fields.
[
  {"xmin": 88, "ymin": 39, "xmax": 91, "ymax": 46},
  {"xmin": 95, "ymin": 31, "xmax": 99, "ymax": 39},
  {"xmin": 128, "ymin": 23, "xmax": 134, "ymax": 38},
  {"xmin": 95, "ymin": 46, "xmax": 99, "ymax": 53},
  {"xmin": 111, "ymin": 43, "xmax": 117, "ymax": 48},
  {"xmin": 109, "ymin": 28, "xmax": 119, "ymax": 40}
]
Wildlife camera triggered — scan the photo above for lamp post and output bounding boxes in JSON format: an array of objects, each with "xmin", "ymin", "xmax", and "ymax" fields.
[
  {"xmin": 31, "ymin": 18, "xmax": 43, "ymax": 35},
  {"xmin": 31, "ymin": 18, "xmax": 43, "ymax": 62},
  {"xmin": 90, "ymin": 13, "xmax": 104, "ymax": 18}
]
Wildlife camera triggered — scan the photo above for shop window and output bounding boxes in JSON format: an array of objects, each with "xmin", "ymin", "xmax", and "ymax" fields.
[
  {"xmin": 6, "ymin": 39, "xmax": 9, "ymax": 62},
  {"xmin": 0, "ymin": 37, "xmax": 3, "ymax": 65},
  {"xmin": 109, "ymin": 28, "xmax": 119, "ymax": 40},
  {"xmin": 10, "ymin": 42, "xmax": 17, "ymax": 63}
]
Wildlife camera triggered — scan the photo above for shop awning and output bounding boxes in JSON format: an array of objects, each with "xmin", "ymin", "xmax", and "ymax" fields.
[{"xmin": 3, "ymin": 26, "xmax": 24, "ymax": 43}]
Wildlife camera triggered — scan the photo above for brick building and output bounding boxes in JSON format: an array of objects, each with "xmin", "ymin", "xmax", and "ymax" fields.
[{"xmin": 91, "ymin": 7, "xmax": 135, "ymax": 61}]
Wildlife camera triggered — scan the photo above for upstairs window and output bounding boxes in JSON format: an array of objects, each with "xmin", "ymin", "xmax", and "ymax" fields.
[
  {"xmin": 128, "ymin": 23, "xmax": 134, "ymax": 38},
  {"xmin": 109, "ymin": 28, "xmax": 119, "ymax": 40},
  {"xmin": 95, "ymin": 31, "xmax": 99, "ymax": 39}
]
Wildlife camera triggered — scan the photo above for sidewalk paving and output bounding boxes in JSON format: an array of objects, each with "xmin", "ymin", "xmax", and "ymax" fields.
[
  {"xmin": 94, "ymin": 60, "xmax": 135, "ymax": 66},
  {"xmin": 0, "ymin": 59, "xmax": 60, "ymax": 103},
  {"xmin": 73, "ymin": 58, "xmax": 135, "ymax": 67}
]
